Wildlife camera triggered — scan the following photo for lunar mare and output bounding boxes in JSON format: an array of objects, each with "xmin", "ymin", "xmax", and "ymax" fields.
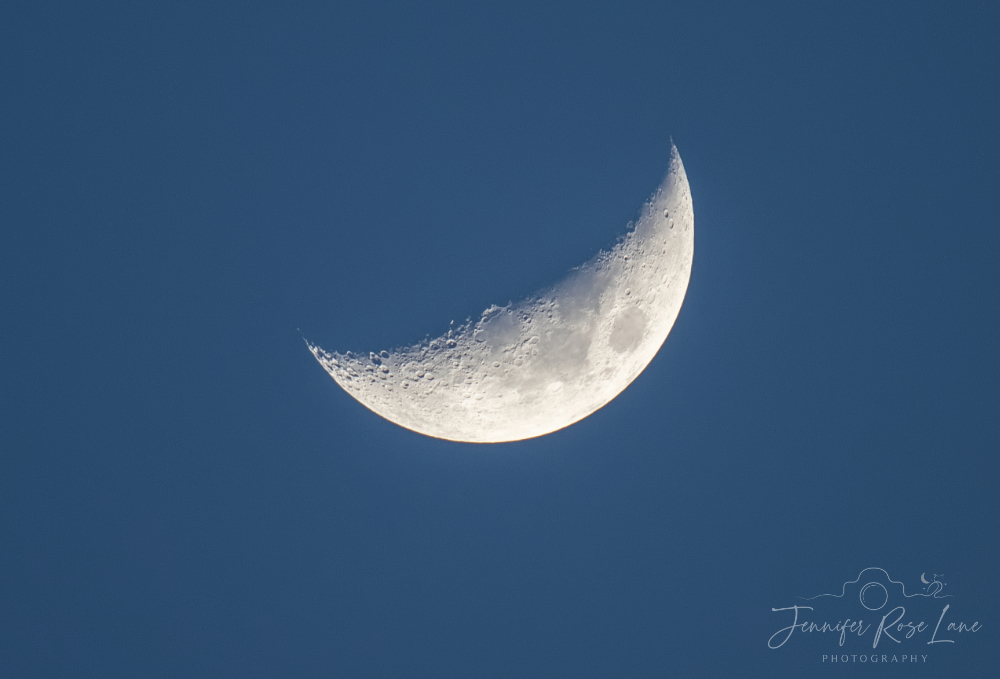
[{"xmin": 309, "ymin": 144, "xmax": 694, "ymax": 443}]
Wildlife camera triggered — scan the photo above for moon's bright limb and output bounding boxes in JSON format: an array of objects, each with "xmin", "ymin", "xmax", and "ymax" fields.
[
  {"xmin": 309, "ymin": 144, "xmax": 694, "ymax": 443},
  {"xmin": 921, "ymin": 573, "xmax": 929, "ymax": 584}
]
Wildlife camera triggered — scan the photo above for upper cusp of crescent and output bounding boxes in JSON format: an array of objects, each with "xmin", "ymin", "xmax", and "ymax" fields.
[{"xmin": 632, "ymin": 163, "xmax": 693, "ymax": 243}]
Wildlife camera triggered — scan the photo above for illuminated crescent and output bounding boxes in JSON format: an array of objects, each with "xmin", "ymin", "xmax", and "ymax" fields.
[{"xmin": 309, "ymin": 144, "xmax": 694, "ymax": 442}]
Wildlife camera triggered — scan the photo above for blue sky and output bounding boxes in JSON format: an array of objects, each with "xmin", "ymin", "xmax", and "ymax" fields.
[{"xmin": 1, "ymin": 1, "xmax": 997, "ymax": 677}]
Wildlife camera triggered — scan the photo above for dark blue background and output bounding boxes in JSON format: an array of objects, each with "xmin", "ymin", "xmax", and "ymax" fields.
[{"xmin": 2, "ymin": 1, "xmax": 997, "ymax": 676}]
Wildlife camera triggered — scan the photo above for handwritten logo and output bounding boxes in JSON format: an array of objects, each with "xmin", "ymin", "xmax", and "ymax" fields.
[{"xmin": 769, "ymin": 567, "xmax": 982, "ymax": 655}]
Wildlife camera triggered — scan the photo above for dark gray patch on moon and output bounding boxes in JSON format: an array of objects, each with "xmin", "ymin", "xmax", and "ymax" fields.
[
  {"xmin": 476, "ymin": 305, "xmax": 520, "ymax": 349},
  {"xmin": 609, "ymin": 307, "xmax": 647, "ymax": 353}
]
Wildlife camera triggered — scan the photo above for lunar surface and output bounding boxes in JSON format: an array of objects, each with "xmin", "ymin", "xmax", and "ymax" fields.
[{"xmin": 309, "ymin": 144, "xmax": 694, "ymax": 443}]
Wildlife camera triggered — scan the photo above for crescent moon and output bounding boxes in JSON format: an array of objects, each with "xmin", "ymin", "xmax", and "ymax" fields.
[
  {"xmin": 309, "ymin": 144, "xmax": 694, "ymax": 443},
  {"xmin": 921, "ymin": 573, "xmax": 929, "ymax": 584}
]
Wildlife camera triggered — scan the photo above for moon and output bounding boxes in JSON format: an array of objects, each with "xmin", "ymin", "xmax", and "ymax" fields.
[
  {"xmin": 309, "ymin": 144, "xmax": 694, "ymax": 443},
  {"xmin": 921, "ymin": 573, "xmax": 930, "ymax": 584}
]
